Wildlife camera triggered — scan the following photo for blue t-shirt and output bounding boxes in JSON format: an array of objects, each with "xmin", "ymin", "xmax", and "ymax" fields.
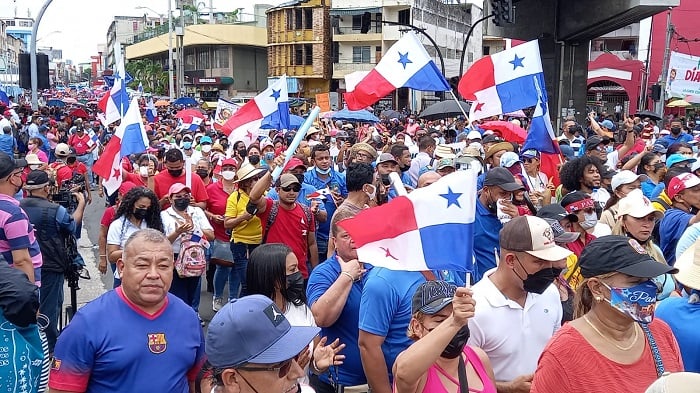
[
  {"xmin": 306, "ymin": 254, "xmax": 371, "ymax": 386},
  {"xmin": 655, "ymin": 296, "xmax": 700, "ymax": 372},
  {"xmin": 641, "ymin": 178, "xmax": 664, "ymax": 200},
  {"xmin": 0, "ymin": 133, "xmax": 15, "ymax": 156},
  {"xmin": 659, "ymin": 208, "xmax": 693, "ymax": 265},
  {"xmin": 49, "ymin": 288, "xmax": 205, "ymax": 393},
  {"xmin": 472, "ymin": 199, "xmax": 502, "ymax": 282},
  {"xmin": 304, "ymin": 168, "xmax": 347, "ymax": 241},
  {"xmin": 358, "ymin": 267, "xmax": 426, "ymax": 382},
  {"xmin": 660, "ymin": 133, "xmax": 694, "ymax": 146}
]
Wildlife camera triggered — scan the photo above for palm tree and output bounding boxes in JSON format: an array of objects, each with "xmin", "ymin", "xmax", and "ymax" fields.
[{"xmin": 126, "ymin": 59, "xmax": 168, "ymax": 95}]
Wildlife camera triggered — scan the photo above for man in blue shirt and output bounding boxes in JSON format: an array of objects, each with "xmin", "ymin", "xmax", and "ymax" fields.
[
  {"xmin": 0, "ymin": 125, "xmax": 15, "ymax": 157},
  {"xmin": 305, "ymin": 145, "xmax": 347, "ymax": 263},
  {"xmin": 659, "ymin": 172, "xmax": 700, "ymax": 265},
  {"xmin": 660, "ymin": 119, "xmax": 694, "ymax": 145},
  {"xmin": 473, "ymin": 167, "xmax": 523, "ymax": 282}
]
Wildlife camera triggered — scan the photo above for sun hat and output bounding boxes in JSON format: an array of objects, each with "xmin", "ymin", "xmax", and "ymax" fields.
[
  {"xmin": 434, "ymin": 145, "xmax": 456, "ymax": 159},
  {"xmin": 235, "ymin": 163, "xmax": 267, "ymax": 183},
  {"xmin": 674, "ymin": 243, "xmax": 700, "ymax": 290}
]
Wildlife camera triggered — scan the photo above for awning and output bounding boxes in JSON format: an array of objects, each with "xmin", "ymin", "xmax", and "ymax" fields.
[
  {"xmin": 330, "ymin": 7, "xmax": 381, "ymax": 16},
  {"xmin": 220, "ymin": 77, "xmax": 234, "ymax": 85},
  {"xmin": 588, "ymin": 85, "xmax": 626, "ymax": 92}
]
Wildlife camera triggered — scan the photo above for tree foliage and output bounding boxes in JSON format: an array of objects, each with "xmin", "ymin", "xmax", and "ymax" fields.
[{"xmin": 126, "ymin": 59, "xmax": 168, "ymax": 95}]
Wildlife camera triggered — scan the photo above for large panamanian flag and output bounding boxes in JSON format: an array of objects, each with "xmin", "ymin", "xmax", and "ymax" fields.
[
  {"xmin": 459, "ymin": 40, "xmax": 545, "ymax": 122},
  {"xmin": 338, "ymin": 171, "xmax": 476, "ymax": 272},
  {"xmin": 343, "ymin": 31, "xmax": 449, "ymax": 111}
]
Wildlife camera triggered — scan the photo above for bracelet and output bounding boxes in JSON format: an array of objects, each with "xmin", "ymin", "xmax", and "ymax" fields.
[
  {"xmin": 341, "ymin": 271, "xmax": 355, "ymax": 283},
  {"xmin": 312, "ymin": 358, "xmax": 327, "ymax": 374},
  {"xmin": 99, "ymin": 254, "xmax": 107, "ymax": 257}
]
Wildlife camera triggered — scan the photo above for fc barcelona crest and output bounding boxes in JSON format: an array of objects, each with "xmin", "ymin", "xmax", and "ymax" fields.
[{"xmin": 148, "ymin": 333, "xmax": 167, "ymax": 354}]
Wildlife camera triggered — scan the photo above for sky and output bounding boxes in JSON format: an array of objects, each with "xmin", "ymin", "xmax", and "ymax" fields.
[{"xmin": 5, "ymin": 0, "xmax": 285, "ymax": 63}]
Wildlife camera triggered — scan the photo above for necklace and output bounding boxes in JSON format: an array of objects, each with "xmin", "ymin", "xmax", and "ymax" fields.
[{"xmin": 583, "ymin": 314, "xmax": 639, "ymax": 351}]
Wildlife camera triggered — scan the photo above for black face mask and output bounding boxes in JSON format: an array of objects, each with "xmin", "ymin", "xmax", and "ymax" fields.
[
  {"xmin": 485, "ymin": 191, "xmax": 498, "ymax": 213},
  {"xmin": 133, "ymin": 207, "xmax": 148, "ymax": 220},
  {"xmin": 400, "ymin": 164, "xmax": 410, "ymax": 173},
  {"xmin": 286, "ymin": 271, "xmax": 304, "ymax": 302},
  {"xmin": 195, "ymin": 169, "xmax": 209, "ymax": 179},
  {"xmin": 248, "ymin": 155, "xmax": 260, "ymax": 165},
  {"xmin": 238, "ymin": 148, "xmax": 247, "ymax": 158},
  {"xmin": 173, "ymin": 197, "xmax": 190, "ymax": 211},
  {"xmin": 671, "ymin": 127, "xmax": 682, "ymax": 135},
  {"xmin": 515, "ymin": 258, "xmax": 562, "ymax": 294},
  {"xmin": 168, "ymin": 168, "xmax": 183, "ymax": 177},
  {"xmin": 653, "ymin": 162, "xmax": 665, "ymax": 172},
  {"xmin": 441, "ymin": 325, "xmax": 471, "ymax": 359},
  {"xmin": 294, "ymin": 173, "xmax": 305, "ymax": 184}
]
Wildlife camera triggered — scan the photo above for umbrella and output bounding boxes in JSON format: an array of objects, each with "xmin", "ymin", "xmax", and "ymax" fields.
[
  {"xmin": 381, "ymin": 110, "xmax": 403, "ymax": 119},
  {"xmin": 634, "ymin": 110, "xmax": 662, "ymax": 121},
  {"xmin": 47, "ymin": 99, "xmax": 65, "ymax": 107},
  {"xmin": 62, "ymin": 97, "xmax": 78, "ymax": 104},
  {"xmin": 154, "ymin": 99, "xmax": 170, "ymax": 107},
  {"xmin": 175, "ymin": 108, "xmax": 206, "ymax": 119},
  {"xmin": 173, "ymin": 96, "xmax": 197, "ymax": 106},
  {"xmin": 418, "ymin": 101, "xmax": 471, "ymax": 121},
  {"xmin": 667, "ymin": 99, "xmax": 692, "ymax": 108},
  {"xmin": 261, "ymin": 114, "xmax": 305, "ymax": 130},
  {"xmin": 68, "ymin": 108, "xmax": 89, "ymax": 119},
  {"xmin": 480, "ymin": 121, "xmax": 527, "ymax": 144},
  {"xmin": 331, "ymin": 108, "xmax": 379, "ymax": 122}
]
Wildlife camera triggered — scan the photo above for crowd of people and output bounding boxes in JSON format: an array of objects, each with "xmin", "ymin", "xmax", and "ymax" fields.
[{"xmin": 1, "ymin": 95, "xmax": 700, "ymax": 393}]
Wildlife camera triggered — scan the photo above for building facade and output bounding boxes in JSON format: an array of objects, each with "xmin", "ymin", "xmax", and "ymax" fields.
[
  {"xmin": 1, "ymin": 17, "xmax": 33, "ymax": 51},
  {"xmin": 106, "ymin": 15, "xmax": 163, "ymax": 68},
  {"xmin": 266, "ymin": 0, "xmax": 332, "ymax": 97}
]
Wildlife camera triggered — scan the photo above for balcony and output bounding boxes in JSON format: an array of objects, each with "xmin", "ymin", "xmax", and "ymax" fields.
[
  {"xmin": 132, "ymin": 13, "xmax": 267, "ymax": 44},
  {"xmin": 332, "ymin": 62, "xmax": 375, "ymax": 79},
  {"xmin": 332, "ymin": 26, "xmax": 383, "ymax": 43}
]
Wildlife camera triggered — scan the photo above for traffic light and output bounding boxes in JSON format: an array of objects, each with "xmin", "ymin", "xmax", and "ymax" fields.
[{"xmin": 491, "ymin": 0, "xmax": 514, "ymax": 27}]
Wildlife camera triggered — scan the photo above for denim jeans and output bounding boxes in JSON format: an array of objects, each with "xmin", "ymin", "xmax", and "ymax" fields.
[
  {"xmin": 213, "ymin": 243, "xmax": 257, "ymax": 301},
  {"xmin": 39, "ymin": 270, "xmax": 64, "ymax": 354},
  {"xmin": 76, "ymin": 153, "xmax": 94, "ymax": 185},
  {"xmin": 169, "ymin": 272, "xmax": 201, "ymax": 310}
]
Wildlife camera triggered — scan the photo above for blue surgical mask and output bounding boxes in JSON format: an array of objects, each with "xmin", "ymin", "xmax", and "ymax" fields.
[
  {"xmin": 606, "ymin": 146, "xmax": 614, "ymax": 154},
  {"xmin": 603, "ymin": 280, "xmax": 658, "ymax": 324}
]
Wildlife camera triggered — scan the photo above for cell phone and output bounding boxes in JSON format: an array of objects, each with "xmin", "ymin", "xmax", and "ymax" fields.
[{"xmin": 380, "ymin": 173, "xmax": 391, "ymax": 186}]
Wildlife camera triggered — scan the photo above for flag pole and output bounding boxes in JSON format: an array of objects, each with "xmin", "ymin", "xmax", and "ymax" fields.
[
  {"xmin": 448, "ymin": 90, "xmax": 469, "ymax": 119},
  {"xmin": 272, "ymin": 106, "xmax": 321, "ymax": 183}
]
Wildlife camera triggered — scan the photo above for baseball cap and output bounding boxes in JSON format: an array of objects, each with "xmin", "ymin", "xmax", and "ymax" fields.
[
  {"xmin": 666, "ymin": 153, "xmax": 696, "ymax": 168},
  {"xmin": 278, "ymin": 173, "xmax": 300, "ymax": 188},
  {"xmin": 536, "ymin": 203, "xmax": 578, "ymax": 223},
  {"xmin": 483, "ymin": 167, "xmax": 524, "ymax": 192},
  {"xmin": 466, "ymin": 130, "xmax": 482, "ymax": 140},
  {"xmin": 484, "ymin": 142, "xmax": 514, "ymax": 160},
  {"xmin": 283, "ymin": 157, "xmax": 306, "ymax": 172},
  {"xmin": 199, "ymin": 136, "xmax": 213, "ymax": 145},
  {"xmin": 221, "ymin": 158, "xmax": 238, "ymax": 168},
  {"xmin": 660, "ymin": 129, "xmax": 671, "ymax": 136},
  {"xmin": 668, "ymin": 173, "xmax": 700, "ymax": 199},
  {"xmin": 559, "ymin": 144, "xmax": 575, "ymax": 160},
  {"xmin": 167, "ymin": 183, "xmax": 191, "ymax": 197},
  {"xmin": 600, "ymin": 119, "xmax": 615, "ymax": 129},
  {"xmin": 23, "ymin": 170, "xmax": 49, "ymax": 190},
  {"xmin": 411, "ymin": 281, "xmax": 456, "ymax": 315},
  {"xmin": 578, "ymin": 235, "xmax": 677, "ymax": 279},
  {"xmin": 617, "ymin": 189, "xmax": 663, "ymax": 220},
  {"xmin": 206, "ymin": 295, "xmax": 319, "ymax": 368},
  {"xmin": 560, "ymin": 191, "xmax": 595, "ymax": 214},
  {"xmin": 499, "ymin": 151, "xmax": 521, "ymax": 168},
  {"xmin": 541, "ymin": 217, "xmax": 580, "ymax": 244},
  {"xmin": 652, "ymin": 143, "xmax": 668, "ymax": 155},
  {"xmin": 611, "ymin": 170, "xmax": 647, "ymax": 191},
  {"xmin": 499, "ymin": 216, "xmax": 573, "ymax": 261},
  {"xmin": 0, "ymin": 151, "xmax": 26, "ymax": 178},
  {"xmin": 520, "ymin": 149, "xmax": 540, "ymax": 159},
  {"xmin": 601, "ymin": 168, "xmax": 616, "ymax": 180},
  {"xmin": 55, "ymin": 143, "xmax": 72, "ymax": 157},
  {"xmin": 436, "ymin": 158, "xmax": 455, "ymax": 170},
  {"xmin": 585, "ymin": 135, "xmax": 610, "ymax": 151},
  {"xmin": 118, "ymin": 181, "xmax": 138, "ymax": 195},
  {"xmin": 378, "ymin": 153, "xmax": 398, "ymax": 165},
  {"xmin": 481, "ymin": 134, "xmax": 503, "ymax": 145}
]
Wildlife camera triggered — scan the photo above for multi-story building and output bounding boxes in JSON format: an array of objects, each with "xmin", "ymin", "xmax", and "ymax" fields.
[
  {"xmin": 106, "ymin": 15, "xmax": 164, "ymax": 68},
  {"xmin": 330, "ymin": 0, "xmax": 482, "ymax": 111},
  {"xmin": 266, "ymin": 0, "xmax": 332, "ymax": 97},
  {"xmin": 1, "ymin": 16, "xmax": 33, "ymax": 51}
]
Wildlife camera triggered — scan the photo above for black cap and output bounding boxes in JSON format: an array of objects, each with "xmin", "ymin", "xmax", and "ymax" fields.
[
  {"xmin": 585, "ymin": 135, "xmax": 611, "ymax": 151},
  {"xmin": 481, "ymin": 134, "xmax": 503, "ymax": 144},
  {"xmin": 536, "ymin": 203, "xmax": 578, "ymax": 222},
  {"xmin": 411, "ymin": 281, "xmax": 456, "ymax": 315},
  {"xmin": 0, "ymin": 151, "xmax": 26, "ymax": 178},
  {"xmin": 601, "ymin": 168, "xmax": 616, "ymax": 179},
  {"xmin": 579, "ymin": 236, "xmax": 678, "ymax": 279},
  {"xmin": 24, "ymin": 170, "xmax": 49, "ymax": 189},
  {"xmin": 483, "ymin": 167, "xmax": 524, "ymax": 192}
]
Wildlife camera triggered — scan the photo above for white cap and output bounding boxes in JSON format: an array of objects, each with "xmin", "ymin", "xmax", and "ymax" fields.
[
  {"xmin": 499, "ymin": 151, "xmax": 521, "ymax": 168},
  {"xmin": 467, "ymin": 130, "xmax": 482, "ymax": 140},
  {"xmin": 616, "ymin": 189, "xmax": 663, "ymax": 220},
  {"xmin": 611, "ymin": 170, "xmax": 647, "ymax": 192},
  {"xmin": 674, "ymin": 243, "xmax": 700, "ymax": 291},
  {"xmin": 500, "ymin": 216, "xmax": 573, "ymax": 261},
  {"xmin": 645, "ymin": 372, "xmax": 700, "ymax": 393},
  {"xmin": 692, "ymin": 160, "xmax": 700, "ymax": 173}
]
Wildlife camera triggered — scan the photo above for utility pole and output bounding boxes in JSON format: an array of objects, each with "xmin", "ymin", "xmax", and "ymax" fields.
[
  {"xmin": 168, "ymin": 0, "xmax": 175, "ymax": 98},
  {"xmin": 655, "ymin": 7, "xmax": 674, "ymax": 117}
]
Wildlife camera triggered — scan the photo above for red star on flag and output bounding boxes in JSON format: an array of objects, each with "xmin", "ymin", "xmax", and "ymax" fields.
[{"xmin": 474, "ymin": 102, "xmax": 485, "ymax": 112}]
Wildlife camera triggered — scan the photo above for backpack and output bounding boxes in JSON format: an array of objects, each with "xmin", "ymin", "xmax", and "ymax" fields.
[
  {"xmin": 263, "ymin": 200, "xmax": 312, "ymax": 244},
  {"xmin": 651, "ymin": 197, "xmax": 672, "ymax": 246},
  {"xmin": 174, "ymin": 233, "xmax": 209, "ymax": 278}
]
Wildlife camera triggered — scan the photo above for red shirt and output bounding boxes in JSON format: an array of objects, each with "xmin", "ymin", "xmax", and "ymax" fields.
[
  {"xmin": 124, "ymin": 172, "xmax": 147, "ymax": 187},
  {"xmin": 153, "ymin": 170, "xmax": 208, "ymax": 209},
  {"xmin": 206, "ymin": 181, "xmax": 233, "ymax": 241},
  {"xmin": 101, "ymin": 206, "xmax": 116, "ymax": 227},
  {"xmin": 68, "ymin": 133, "xmax": 92, "ymax": 155},
  {"xmin": 50, "ymin": 161, "xmax": 88, "ymax": 187},
  {"xmin": 565, "ymin": 231, "xmax": 596, "ymax": 258},
  {"xmin": 258, "ymin": 198, "xmax": 315, "ymax": 278}
]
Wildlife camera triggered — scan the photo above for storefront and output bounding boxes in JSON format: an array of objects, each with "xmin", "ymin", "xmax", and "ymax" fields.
[{"xmin": 184, "ymin": 76, "xmax": 235, "ymax": 101}]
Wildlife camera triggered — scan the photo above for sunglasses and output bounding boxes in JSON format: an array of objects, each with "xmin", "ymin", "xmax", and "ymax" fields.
[
  {"xmin": 238, "ymin": 359, "xmax": 293, "ymax": 378},
  {"xmin": 281, "ymin": 184, "xmax": 302, "ymax": 192}
]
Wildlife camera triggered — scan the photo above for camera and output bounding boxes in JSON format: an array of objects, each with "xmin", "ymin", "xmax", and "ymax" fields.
[{"xmin": 50, "ymin": 173, "xmax": 86, "ymax": 212}]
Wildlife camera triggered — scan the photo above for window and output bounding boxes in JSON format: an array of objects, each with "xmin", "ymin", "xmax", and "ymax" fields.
[
  {"xmin": 213, "ymin": 47, "xmax": 229, "ymax": 68},
  {"xmin": 304, "ymin": 8, "xmax": 313, "ymax": 30},
  {"xmin": 483, "ymin": 46, "xmax": 490, "ymax": 55},
  {"xmin": 331, "ymin": 42, "xmax": 339, "ymax": 63},
  {"xmin": 304, "ymin": 44, "xmax": 313, "ymax": 65},
  {"xmin": 352, "ymin": 46, "xmax": 371, "ymax": 63},
  {"xmin": 398, "ymin": 9, "xmax": 410, "ymax": 25},
  {"xmin": 185, "ymin": 49, "xmax": 196, "ymax": 71},
  {"xmin": 295, "ymin": 9, "xmax": 303, "ymax": 29},
  {"xmin": 197, "ymin": 48, "xmax": 210, "ymax": 69},
  {"xmin": 286, "ymin": 9, "xmax": 294, "ymax": 30},
  {"xmin": 352, "ymin": 15, "xmax": 362, "ymax": 31},
  {"xmin": 295, "ymin": 45, "xmax": 304, "ymax": 65}
]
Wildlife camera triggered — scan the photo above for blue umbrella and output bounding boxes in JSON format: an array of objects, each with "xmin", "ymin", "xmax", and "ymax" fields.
[
  {"xmin": 260, "ymin": 114, "xmax": 305, "ymax": 130},
  {"xmin": 173, "ymin": 96, "xmax": 197, "ymax": 106},
  {"xmin": 47, "ymin": 99, "xmax": 66, "ymax": 107},
  {"xmin": 331, "ymin": 107, "xmax": 379, "ymax": 122}
]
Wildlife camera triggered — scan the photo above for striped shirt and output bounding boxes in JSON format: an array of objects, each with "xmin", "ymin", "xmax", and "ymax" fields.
[{"xmin": 0, "ymin": 193, "xmax": 43, "ymax": 285}]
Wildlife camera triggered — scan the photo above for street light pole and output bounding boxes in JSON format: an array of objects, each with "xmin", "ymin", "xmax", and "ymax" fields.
[
  {"xmin": 168, "ymin": 0, "xmax": 175, "ymax": 99},
  {"xmin": 30, "ymin": 0, "xmax": 54, "ymax": 110}
]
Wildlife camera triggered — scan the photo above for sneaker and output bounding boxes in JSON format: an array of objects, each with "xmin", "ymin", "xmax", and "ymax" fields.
[{"xmin": 212, "ymin": 297, "xmax": 224, "ymax": 312}]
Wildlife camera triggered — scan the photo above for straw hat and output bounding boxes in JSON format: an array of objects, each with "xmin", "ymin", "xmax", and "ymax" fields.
[
  {"xmin": 234, "ymin": 163, "xmax": 267, "ymax": 183},
  {"xmin": 434, "ymin": 144, "xmax": 456, "ymax": 159},
  {"xmin": 674, "ymin": 242, "xmax": 700, "ymax": 290}
]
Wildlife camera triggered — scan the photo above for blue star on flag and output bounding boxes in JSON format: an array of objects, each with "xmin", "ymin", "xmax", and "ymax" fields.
[
  {"xmin": 509, "ymin": 54, "xmax": 525, "ymax": 70},
  {"xmin": 440, "ymin": 186, "xmax": 462, "ymax": 208},
  {"xmin": 270, "ymin": 89, "xmax": 281, "ymax": 101},
  {"xmin": 397, "ymin": 52, "xmax": 413, "ymax": 69}
]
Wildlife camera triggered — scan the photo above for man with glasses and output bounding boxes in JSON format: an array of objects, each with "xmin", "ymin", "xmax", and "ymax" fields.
[
  {"xmin": 0, "ymin": 152, "xmax": 40, "ymax": 285},
  {"xmin": 249, "ymin": 172, "xmax": 319, "ymax": 280}
]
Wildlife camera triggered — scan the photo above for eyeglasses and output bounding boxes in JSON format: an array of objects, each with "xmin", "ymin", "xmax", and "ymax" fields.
[
  {"xmin": 523, "ymin": 158, "xmax": 538, "ymax": 163},
  {"xmin": 356, "ymin": 152, "xmax": 372, "ymax": 160},
  {"xmin": 281, "ymin": 184, "xmax": 301, "ymax": 192},
  {"xmin": 238, "ymin": 359, "xmax": 293, "ymax": 378}
]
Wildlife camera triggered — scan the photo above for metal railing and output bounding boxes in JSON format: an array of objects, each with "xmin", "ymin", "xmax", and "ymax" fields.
[
  {"xmin": 131, "ymin": 13, "xmax": 267, "ymax": 44},
  {"xmin": 333, "ymin": 25, "xmax": 382, "ymax": 35}
]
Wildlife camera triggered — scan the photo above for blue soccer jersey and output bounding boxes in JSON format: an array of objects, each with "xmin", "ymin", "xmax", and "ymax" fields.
[{"xmin": 49, "ymin": 287, "xmax": 205, "ymax": 393}]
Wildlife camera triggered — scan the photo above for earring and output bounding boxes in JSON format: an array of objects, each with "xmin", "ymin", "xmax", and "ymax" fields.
[{"xmin": 595, "ymin": 296, "xmax": 602, "ymax": 302}]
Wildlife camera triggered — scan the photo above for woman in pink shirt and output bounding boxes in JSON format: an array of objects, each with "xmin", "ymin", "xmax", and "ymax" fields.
[
  {"xmin": 27, "ymin": 138, "xmax": 48, "ymax": 163},
  {"xmin": 393, "ymin": 281, "xmax": 496, "ymax": 393}
]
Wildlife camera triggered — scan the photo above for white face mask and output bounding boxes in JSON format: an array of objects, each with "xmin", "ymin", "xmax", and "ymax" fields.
[
  {"xmin": 201, "ymin": 145, "xmax": 212, "ymax": 153},
  {"xmin": 29, "ymin": 164, "xmax": 41, "ymax": 171},
  {"xmin": 365, "ymin": 184, "xmax": 376, "ymax": 202},
  {"xmin": 221, "ymin": 170, "xmax": 236, "ymax": 181},
  {"xmin": 580, "ymin": 211, "xmax": 598, "ymax": 230},
  {"xmin": 139, "ymin": 166, "xmax": 149, "ymax": 177}
]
